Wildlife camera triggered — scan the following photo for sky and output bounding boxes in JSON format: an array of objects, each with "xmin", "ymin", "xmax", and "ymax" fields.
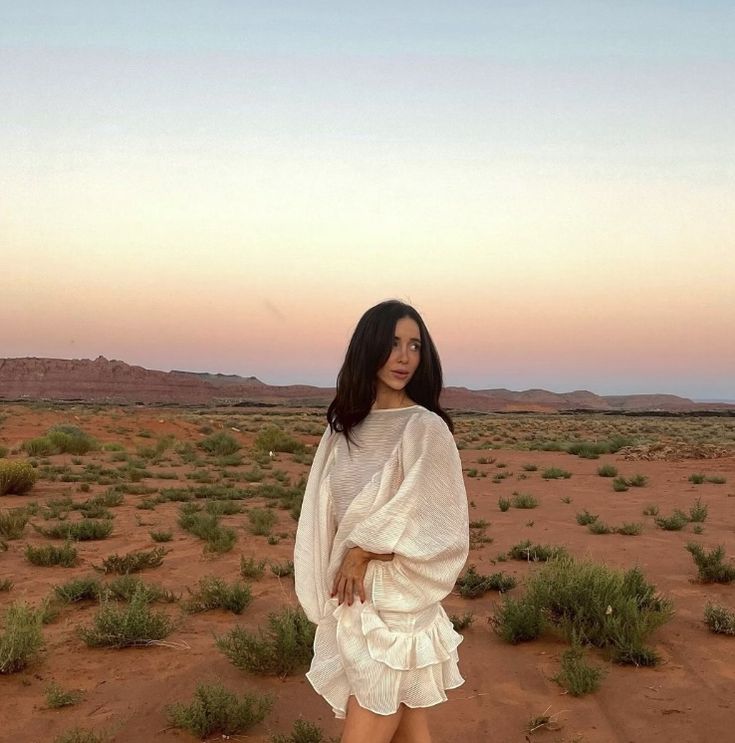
[{"xmin": 1, "ymin": 2, "xmax": 733, "ymax": 400}]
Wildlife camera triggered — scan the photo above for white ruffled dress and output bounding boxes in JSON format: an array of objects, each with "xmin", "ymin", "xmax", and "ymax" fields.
[{"xmin": 294, "ymin": 405, "xmax": 470, "ymax": 719}]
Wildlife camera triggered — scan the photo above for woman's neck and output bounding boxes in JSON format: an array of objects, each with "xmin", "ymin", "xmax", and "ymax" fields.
[{"xmin": 372, "ymin": 389, "xmax": 415, "ymax": 410}]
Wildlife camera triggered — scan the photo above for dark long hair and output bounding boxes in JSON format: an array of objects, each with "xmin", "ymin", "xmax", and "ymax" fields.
[{"xmin": 327, "ymin": 300, "xmax": 453, "ymax": 442}]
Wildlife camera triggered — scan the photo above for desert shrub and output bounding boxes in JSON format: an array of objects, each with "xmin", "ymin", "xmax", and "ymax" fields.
[
  {"xmin": 26, "ymin": 542, "xmax": 78, "ymax": 567},
  {"xmin": 243, "ymin": 466, "xmax": 265, "ymax": 483},
  {"xmin": 521, "ymin": 463, "xmax": 537, "ymax": 471},
  {"xmin": 490, "ymin": 596, "xmax": 544, "ymax": 644},
  {"xmin": 178, "ymin": 510, "xmax": 237, "ymax": 554},
  {"xmin": 688, "ymin": 498, "xmax": 708, "ymax": 523},
  {"xmin": 642, "ymin": 504, "xmax": 659, "ymax": 516},
  {"xmin": 216, "ymin": 606, "xmax": 315, "ymax": 676},
  {"xmin": 205, "ymin": 499, "xmax": 242, "ymax": 516},
  {"xmin": 597, "ymin": 464, "xmax": 617, "ymax": 478},
  {"xmin": 449, "ymin": 612, "xmax": 475, "ymax": 631},
  {"xmin": 495, "ymin": 554, "xmax": 673, "ymax": 665},
  {"xmin": 54, "ymin": 576, "xmax": 103, "ymax": 603},
  {"xmin": 98, "ymin": 546, "xmax": 167, "ymax": 574},
  {"xmin": 511, "ymin": 492, "xmax": 538, "ymax": 509},
  {"xmin": 628, "ymin": 474, "xmax": 648, "ymax": 487},
  {"xmin": 271, "ymin": 719, "xmax": 339, "ymax": 743},
  {"xmin": 47, "ymin": 425, "xmax": 97, "ymax": 455},
  {"xmin": 91, "ymin": 490, "xmax": 124, "ymax": 508},
  {"xmin": 184, "ymin": 577, "xmax": 252, "ymax": 614},
  {"xmin": 576, "ymin": 509, "xmax": 598, "ymax": 526},
  {"xmin": 79, "ymin": 587, "xmax": 174, "ymax": 648},
  {"xmin": 685, "ymin": 543, "xmax": 735, "ymax": 584},
  {"xmin": 507, "ymin": 540, "xmax": 565, "ymax": 562},
  {"xmin": 0, "ymin": 507, "xmax": 29, "ymax": 539},
  {"xmin": 45, "ymin": 681, "xmax": 84, "ymax": 708},
  {"xmin": 241, "ymin": 556, "xmax": 266, "ymax": 580},
  {"xmin": 23, "ymin": 437, "xmax": 56, "ymax": 457},
  {"xmin": 40, "ymin": 519, "xmax": 113, "ymax": 541},
  {"xmin": 498, "ymin": 497, "xmax": 510, "ymax": 512},
  {"xmin": 654, "ymin": 510, "xmax": 689, "ymax": 531},
  {"xmin": 706, "ymin": 475, "xmax": 726, "ymax": 484},
  {"xmin": 249, "ymin": 507, "xmax": 277, "ymax": 536},
  {"xmin": 167, "ymin": 682, "xmax": 272, "ymax": 739},
  {"xmin": 588, "ymin": 521, "xmax": 613, "ymax": 535},
  {"xmin": 612, "ymin": 477, "xmax": 629, "ymax": 492},
  {"xmin": 615, "ymin": 522, "xmax": 643, "ymax": 536},
  {"xmin": 541, "ymin": 468, "xmax": 571, "ymax": 480},
  {"xmin": 53, "ymin": 729, "xmax": 103, "ymax": 743},
  {"xmin": 0, "ymin": 446, "xmax": 6, "ymax": 458},
  {"xmin": 0, "ymin": 602, "xmax": 44, "ymax": 673},
  {"xmin": 704, "ymin": 603, "xmax": 735, "ymax": 635},
  {"xmin": 199, "ymin": 432, "xmax": 241, "ymax": 457},
  {"xmin": 456, "ymin": 565, "xmax": 516, "ymax": 598},
  {"xmin": 552, "ymin": 645, "xmax": 605, "ymax": 696},
  {"xmin": 0, "ymin": 579, "xmax": 12, "ymax": 591},
  {"xmin": 105, "ymin": 575, "xmax": 177, "ymax": 604},
  {"xmin": 270, "ymin": 560, "xmax": 294, "ymax": 578},
  {"xmin": 150, "ymin": 529, "xmax": 173, "ymax": 542},
  {"xmin": 0, "ymin": 460, "xmax": 38, "ymax": 495},
  {"xmin": 253, "ymin": 426, "xmax": 305, "ymax": 454},
  {"xmin": 689, "ymin": 473, "xmax": 706, "ymax": 484}
]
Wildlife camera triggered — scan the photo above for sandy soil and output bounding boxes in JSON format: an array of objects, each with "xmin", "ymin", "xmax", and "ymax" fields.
[{"xmin": 0, "ymin": 404, "xmax": 734, "ymax": 743}]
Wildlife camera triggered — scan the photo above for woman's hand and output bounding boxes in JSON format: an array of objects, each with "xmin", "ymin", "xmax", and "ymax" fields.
[{"xmin": 331, "ymin": 547, "xmax": 394, "ymax": 606}]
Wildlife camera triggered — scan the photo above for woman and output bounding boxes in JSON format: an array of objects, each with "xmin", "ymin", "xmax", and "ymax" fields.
[{"xmin": 294, "ymin": 300, "xmax": 469, "ymax": 743}]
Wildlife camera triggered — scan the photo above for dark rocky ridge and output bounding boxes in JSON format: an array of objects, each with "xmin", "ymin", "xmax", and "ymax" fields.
[{"xmin": 1, "ymin": 356, "xmax": 732, "ymax": 413}]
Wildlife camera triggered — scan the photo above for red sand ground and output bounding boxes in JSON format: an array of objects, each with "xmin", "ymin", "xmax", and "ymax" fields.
[{"xmin": 0, "ymin": 405, "xmax": 734, "ymax": 743}]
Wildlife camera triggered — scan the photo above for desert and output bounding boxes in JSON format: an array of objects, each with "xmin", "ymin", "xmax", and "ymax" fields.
[{"xmin": 1, "ymin": 400, "xmax": 734, "ymax": 743}]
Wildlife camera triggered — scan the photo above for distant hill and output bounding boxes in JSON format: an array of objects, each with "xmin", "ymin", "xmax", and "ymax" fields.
[{"xmin": 0, "ymin": 356, "xmax": 733, "ymax": 413}]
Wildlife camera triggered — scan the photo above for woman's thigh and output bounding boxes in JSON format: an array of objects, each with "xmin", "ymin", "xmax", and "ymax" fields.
[
  {"xmin": 340, "ymin": 695, "xmax": 405, "ymax": 743},
  {"xmin": 391, "ymin": 705, "xmax": 432, "ymax": 743}
]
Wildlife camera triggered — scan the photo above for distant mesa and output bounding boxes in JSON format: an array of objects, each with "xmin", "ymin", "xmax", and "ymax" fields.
[{"xmin": 0, "ymin": 356, "xmax": 732, "ymax": 413}]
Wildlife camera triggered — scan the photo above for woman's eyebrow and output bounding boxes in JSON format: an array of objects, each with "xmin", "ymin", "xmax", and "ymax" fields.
[{"xmin": 394, "ymin": 336, "xmax": 422, "ymax": 343}]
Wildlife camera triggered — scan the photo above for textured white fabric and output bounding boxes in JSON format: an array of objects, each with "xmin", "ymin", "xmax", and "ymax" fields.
[{"xmin": 294, "ymin": 405, "xmax": 470, "ymax": 719}]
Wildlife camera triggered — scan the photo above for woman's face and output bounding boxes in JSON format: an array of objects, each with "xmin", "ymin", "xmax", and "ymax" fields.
[{"xmin": 376, "ymin": 316, "xmax": 422, "ymax": 394}]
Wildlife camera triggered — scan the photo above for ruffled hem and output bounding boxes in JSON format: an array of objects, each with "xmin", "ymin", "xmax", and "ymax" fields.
[{"xmin": 305, "ymin": 598, "xmax": 465, "ymax": 720}]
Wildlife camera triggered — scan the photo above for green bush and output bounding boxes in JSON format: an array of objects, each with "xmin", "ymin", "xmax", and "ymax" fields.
[
  {"xmin": 217, "ymin": 606, "xmax": 315, "ymax": 676},
  {"xmin": 597, "ymin": 464, "xmax": 617, "ymax": 478},
  {"xmin": 628, "ymin": 474, "xmax": 648, "ymax": 487},
  {"xmin": 490, "ymin": 596, "xmax": 544, "ymax": 644},
  {"xmin": 449, "ymin": 612, "xmax": 475, "ymax": 631},
  {"xmin": 179, "ymin": 509, "xmax": 237, "ymax": 554},
  {"xmin": 104, "ymin": 575, "xmax": 177, "ymax": 604},
  {"xmin": 688, "ymin": 498, "xmax": 708, "ymax": 523},
  {"xmin": 575, "ymin": 509, "xmax": 598, "ymax": 526},
  {"xmin": 47, "ymin": 425, "xmax": 98, "ymax": 455},
  {"xmin": 552, "ymin": 645, "xmax": 605, "ymax": 696},
  {"xmin": 271, "ymin": 719, "xmax": 339, "ymax": 743},
  {"xmin": 45, "ymin": 681, "xmax": 84, "ymax": 708},
  {"xmin": 241, "ymin": 556, "xmax": 266, "ymax": 580},
  {"xmin": 98, "ymin": 546, "xmax": 167, "ymax": 574},
  {"xmin": 23, "ymin": 437, "xmax": 56, "ymax": 457},
  {"xmin": 79, "ymin": 587, "xmax": 174, "ymax": 648},
  {"xmin": 0, "ymin": 603, "xmax": 44, "ymax": 673},
  {"xmin": 40, "ymin": 519, "xmax": 113, "ymax": 541},
  {"xmin": 689, "ymin": 473, "xmax": 706, "ymax": 484},
  {"xmin": 612, "ymin": 477, "xmax": 629, "ymax": 492},
  {"xmin": 615, "ymin": 522, "xmax": 643, "ymax": 536},
  {"xmin": 167, "ymin": 682, "xmax": 272, "ymax": 739},
  {"xmin": 26, "ymin": 542, "xmax": 78, "ymax": 567},
  {"xmin": 54, "ymin": 577, "xmax": 103, "ymax": 603},
  {"xmin": 199, "ymin": 432, "xmax": 241, "ymax": 457},
  {"xmin": 541, "ymin": 468, "xmax": 571, "ymax": 480},
  {"xmin": 511, "ymin": 492, "xmax": 538, "ymax": 509},
  {"xmin": 0, "ymin": 507, "xmax": 29, "ymax": 539},
  {"xmin": 150, "ymin": 529, "xmax": 173, "ymax": 542},
  {"xmin": 507, "ymin": 540, "xmax": 565, "ymax": 562},
  {"xmin": 588, "ymin": 521, "xmax": 613, "ymax": 535},
  {"xmin": 270, "ymin": 560, "xmax": 294, "ymax": 578},
  {"xmin": 685, "ymin": 543, "xmax": 735, "ymax": 584},
  {"xmin": 248, "ymin": 507, "xmax": 278, "ymax": 536},
  {"xmin": 704, "ymin": 603, "xmax": 735, "ymax": 635},
  {"xmin": 654, "ymin": 510, "xmax": 689, "ymax": 531},
  {"xmin": 493, "ymin": 554, "xmax": 672, "ymax": 665},
  {"xmin": 456, "ymin": 565, "xmax": 516, "ymax": 598},
  {"xmin": 253, "ymin": 426, "xmax": 305, "ymax": 454},
  {"xmin": 498, "ymin": 497, "xmax": 510, "ymax": 512},
  {"xmin": 184, "ymin": 577, "xmax": 252, "ymax": 614},
  {"xmin": 0, "ymin": 460, "xmax": 38, "ymax": 495}
]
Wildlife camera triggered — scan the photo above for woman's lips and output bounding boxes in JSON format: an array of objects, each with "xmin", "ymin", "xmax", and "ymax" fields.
[{"xmin": 392, "ymin": 371, "xmax": 409, "ymax": 378}]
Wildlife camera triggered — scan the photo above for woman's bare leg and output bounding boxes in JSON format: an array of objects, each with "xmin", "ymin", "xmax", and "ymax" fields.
[
  {"xmin": 340, "ymin": 695, "xmax": 405, "ymax": 743},
  {"xmin": 390, "ymin": 706, "xmax": 432, "ymax": 743}
]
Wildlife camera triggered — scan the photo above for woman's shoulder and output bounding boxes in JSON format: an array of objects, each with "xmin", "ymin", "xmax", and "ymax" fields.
[{"xmin": 404, "ymin": 406, "xmax": 453, "ymax": 439}]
